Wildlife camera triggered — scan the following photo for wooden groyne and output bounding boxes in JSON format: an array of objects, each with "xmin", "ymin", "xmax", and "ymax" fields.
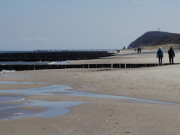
[
  {"xmin": 0, "ymin": 51, "xmax": 114, "ymax": 61},
  {"xmin": 0, "ymin": 63, "xmax": 159, "ymax": 71}
]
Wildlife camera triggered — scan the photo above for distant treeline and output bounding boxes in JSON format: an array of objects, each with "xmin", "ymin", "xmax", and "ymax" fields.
[{"xmin": 0, "ymin": 51, "xmax": 114, "ymax": 61}]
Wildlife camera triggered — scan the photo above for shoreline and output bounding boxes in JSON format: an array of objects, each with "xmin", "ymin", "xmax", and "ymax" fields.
[
  {"xmin": 1, "ymin": 51, "xmax": 180, "ymax": 134},
  {"xmin": 1, "ymin": 82, "xmax": 180, "ymax": 121}
]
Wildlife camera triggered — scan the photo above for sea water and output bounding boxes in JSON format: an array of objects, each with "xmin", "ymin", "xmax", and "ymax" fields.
[
  {"xmin": 0, "ymin": 70, "xmax": 31, "ymax": 77},
  {"xmin": 0, "ymin": 61, "xmax": 69, "ymax": 65}
]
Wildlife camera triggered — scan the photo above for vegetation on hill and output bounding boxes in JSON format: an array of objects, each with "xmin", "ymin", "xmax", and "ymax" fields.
[{"xmin": 128, "ymin": 31, "xmax": 180, "ymax": 49}]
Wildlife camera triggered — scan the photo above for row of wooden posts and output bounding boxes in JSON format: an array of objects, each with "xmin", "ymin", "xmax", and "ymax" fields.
[
  {"xmin": 0, "ymin": 63, "xmax": 158, "ymax": 71},
  {"xmin": 0, "ymin": 51, "xmax": 114, "ymax": 61}
]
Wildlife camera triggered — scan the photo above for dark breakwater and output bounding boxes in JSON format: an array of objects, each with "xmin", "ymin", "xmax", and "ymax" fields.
[
  {"xmin": 0, "ymin": 63, "xmax": 158, "ymax": 71},
  {"xmin": 0, "ymin": 51, "xmax": 114, "ymax": 61}
]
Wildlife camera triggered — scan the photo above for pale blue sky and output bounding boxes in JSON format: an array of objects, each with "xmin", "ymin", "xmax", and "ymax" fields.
[{"xmin": 0, "ymin": 0, "xmax": 180, "ymax": 50}]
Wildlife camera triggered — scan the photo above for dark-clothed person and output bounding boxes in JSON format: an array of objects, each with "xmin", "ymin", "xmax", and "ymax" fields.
[
  {"xmin": 157, "ymin": 47, "xmax": 163, "ymax": 65},
  {"xmin": 168, "ymin": 47, "xmax": 175, "ymax": 64},
  {"xmin": 137, "ymin": 47, "xmax": 141, "ymax": 53}
]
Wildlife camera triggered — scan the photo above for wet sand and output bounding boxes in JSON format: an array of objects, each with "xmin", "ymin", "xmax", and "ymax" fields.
[{"xmin": 1, "ymin": 50, "xmax": 180, "ymax": 135}]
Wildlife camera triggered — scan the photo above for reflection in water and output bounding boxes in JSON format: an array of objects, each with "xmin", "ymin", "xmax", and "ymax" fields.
[
  {"xmin": 0, "ymin": 100, "xmax": 86, "ymax": 121},
  {"xmin": 0, "ymin": 83, "xmax": 180, "ymax": 121},
  {"xmin": 26, "ymin": 100, "xmax": 86, "ymax": 118},
  {"xmin": 0, "ymin": 95, "xmax": 25, "ymax": 103},
  {"xmin": 0, "ymin": 81, "xmax": 46, "ymax": 84},
  {"xmin": 0, "ymin": 84, "xmax": 87, "ymax": 121},
  {"xmin": 0, "ymin": 85, "xmax": 180, "ymax": 105}
]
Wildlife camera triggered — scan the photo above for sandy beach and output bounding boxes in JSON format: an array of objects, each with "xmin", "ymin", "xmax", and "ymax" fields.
[{"xmin": 1, "ymin": 50, "xmax": 180, "ymax": 135}]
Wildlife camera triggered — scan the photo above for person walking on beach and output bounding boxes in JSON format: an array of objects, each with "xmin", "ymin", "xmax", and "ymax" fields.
[
  {"xmin": 137, "ymin": 47, "xmax": 141, "ymax": 53},
  {"xmin": 156, "ymin": 47, "xmax": 163, "ymax": 65},
  {"xmin": 168, "ymin": 47, "xmax": 175, "ymax": 64}
]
